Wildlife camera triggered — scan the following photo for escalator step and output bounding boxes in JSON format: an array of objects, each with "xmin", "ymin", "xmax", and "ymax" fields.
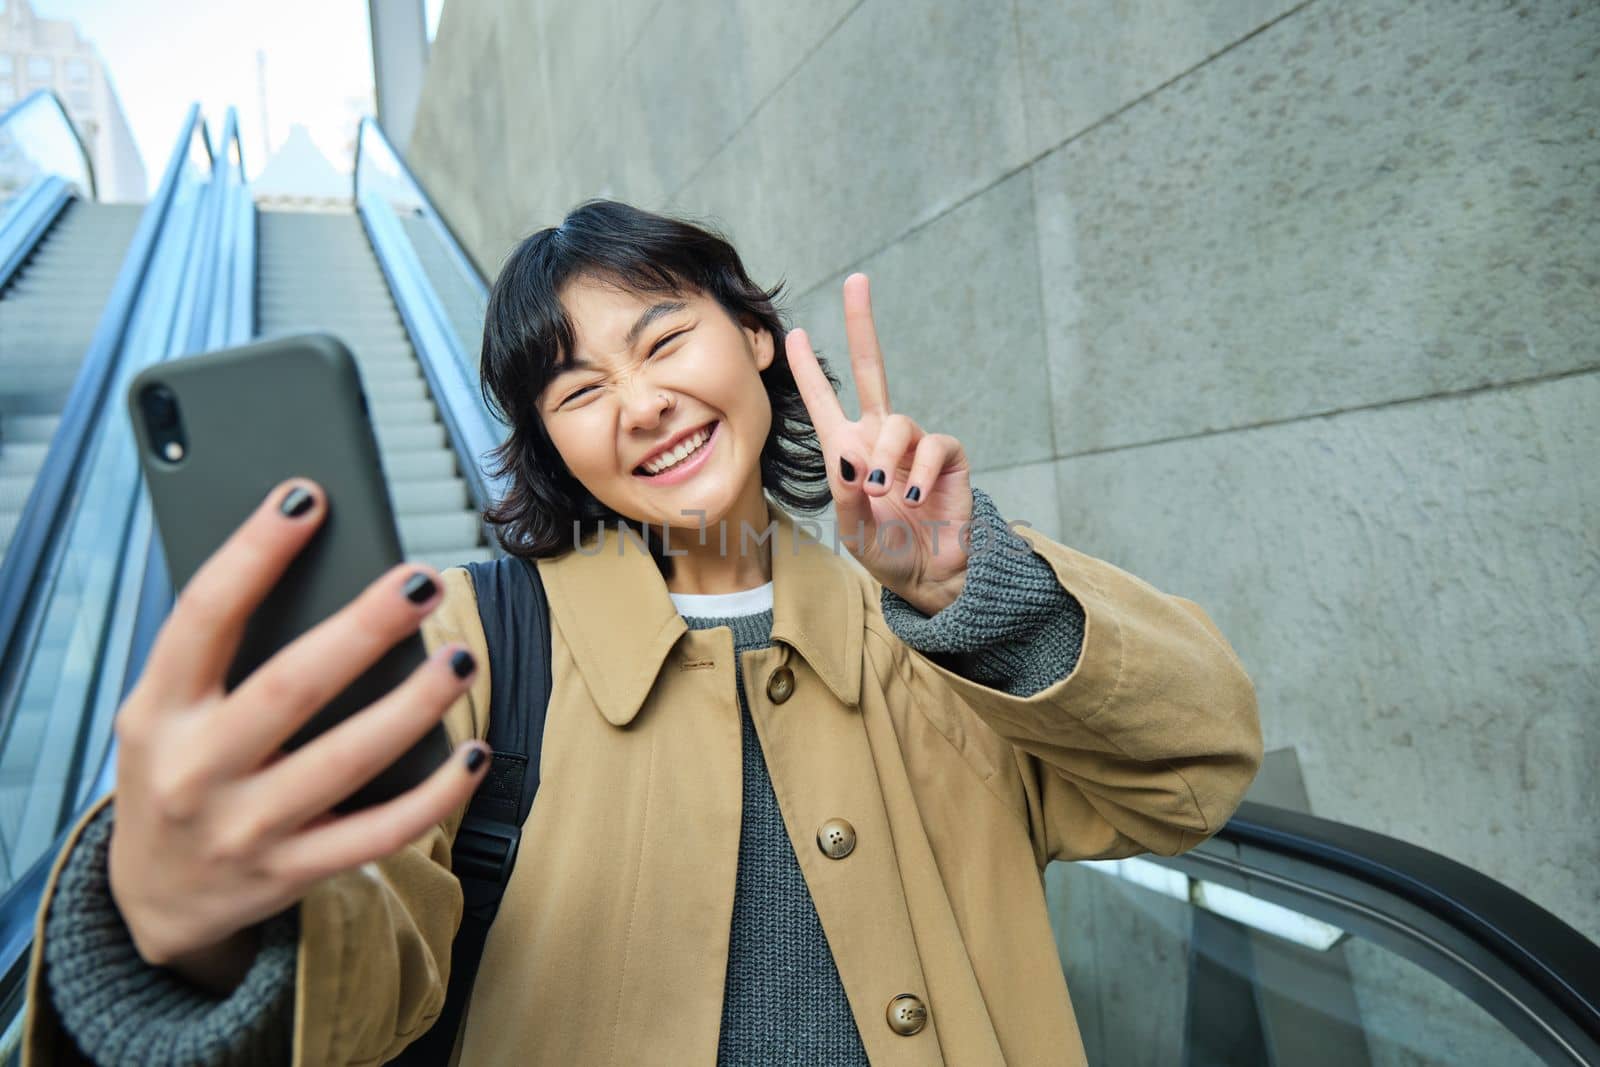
[
  {"xmin": 373, "ymin": 422, "xmax": 447, "ymax": 453},
  {"xmin": 391, "ymin": 478, "xmax": 471, "ymax": 515},
  {"xmin": 382, "ymin": 450, "xmax": 458, "ymax": 480},
  {"xmin": 398, "ymin": 511, "xmax": 484, "ymax": 552},
  {"xmin": 370, "ymin": 400, "xmax": 439, "ymax": 428},
  {"xmin": 0, "ymin": 415, "xmax": 60, "ymax": 444},
  {"xmin": 0, "ymin": 443, "xmax": 48, "ymax": 477}
]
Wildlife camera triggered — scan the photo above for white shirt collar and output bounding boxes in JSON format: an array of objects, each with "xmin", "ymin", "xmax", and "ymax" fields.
[{"xmin": 667, "ymin": 581, "xmax": 774, "ymax": 618}]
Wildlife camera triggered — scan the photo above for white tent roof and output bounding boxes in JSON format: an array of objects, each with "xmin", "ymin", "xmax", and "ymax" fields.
[{"xmin": 251, "ymin": 123, "xmax": 350, "ymax": 203}]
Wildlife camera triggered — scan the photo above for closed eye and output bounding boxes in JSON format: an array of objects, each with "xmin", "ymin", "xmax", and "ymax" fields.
[
  {"xmin": 649, "ymin": 327, "xmax": 691, "ymax": 357},
  {"xmin": 556, "ymin": 327, "xmax": 692, "ymax": 407}
]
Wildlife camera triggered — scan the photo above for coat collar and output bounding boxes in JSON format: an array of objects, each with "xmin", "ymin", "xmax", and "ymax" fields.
[{"xmin": 535, "ymin": 501, "xmax": 865, "ymax": 727}]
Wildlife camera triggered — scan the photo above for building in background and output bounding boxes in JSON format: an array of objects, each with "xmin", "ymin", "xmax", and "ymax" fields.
[{"xmin": 0, "ymin": 0, "xmax": 146, "ymax": 202}]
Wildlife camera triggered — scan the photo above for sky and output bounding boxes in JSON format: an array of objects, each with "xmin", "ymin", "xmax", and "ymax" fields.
[{"xmin": 29, "ymin": 0, "xmax": 440, "ymax": 195}]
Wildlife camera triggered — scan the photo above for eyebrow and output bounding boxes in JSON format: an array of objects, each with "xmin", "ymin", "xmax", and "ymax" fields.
[{"xmin": 557, "ymin": 300, "xmax": 689, "ymax": 375}]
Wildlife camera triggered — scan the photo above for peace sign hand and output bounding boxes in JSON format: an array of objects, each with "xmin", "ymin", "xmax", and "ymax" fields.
[{"xmin": 786, "ymin": 273, "xmax": 974, "ymax": 617}]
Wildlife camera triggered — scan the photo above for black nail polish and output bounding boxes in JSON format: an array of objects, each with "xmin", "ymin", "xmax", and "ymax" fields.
[
  {"xmin": 839, "ymin": 457, "xmax": 856, "ymax": 482},
  {"xmin": 403, "ymin": 572, "xmax": 438, "ymax": 604},
  {"xmin": 464, "ymin": 746, "xmax": 488, "ymax": 772},
  {"xmin": 905, "ymin": 485, "xmax": 921, "ymax": 502},
  {"xmin": 280, "ymin": 487, "xmax": 315, "ymax": 518},
  {"xmin": 867, "ymin": 469, "xmax": 886, "ymax": 486},
  {"xmin": 450, "ymin": 649, "xmax": 476, "ymax": 679}
]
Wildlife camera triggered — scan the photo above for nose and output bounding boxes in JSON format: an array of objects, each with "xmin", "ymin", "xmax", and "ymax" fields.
[{"xmin": 619, "ymin": 380, "xmax": 673, "ymax": 433}]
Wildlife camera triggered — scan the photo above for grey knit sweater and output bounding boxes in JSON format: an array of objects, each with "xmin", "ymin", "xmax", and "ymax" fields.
[{"xmin": 42, "ymin": 486, "xmax": 1085, "ymax": 1065}]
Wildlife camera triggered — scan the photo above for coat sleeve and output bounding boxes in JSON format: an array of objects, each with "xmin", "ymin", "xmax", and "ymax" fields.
[
  {"xmin": 21, "ymin": 567, "xmax": 492, "ymax": 1067},
  {"xmin": 867, "ymin": 504, "xmax": 1263, "ymax": 868}
]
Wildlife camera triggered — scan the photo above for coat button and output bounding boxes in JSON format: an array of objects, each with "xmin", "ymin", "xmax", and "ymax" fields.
[
  {"xmin": 886, "ymin": 994, "xmax": 928, "ymax": 1036},
  {"xmin": 816, "ymin": 817, "xmax": 856, "ymax": 859},
  {"xmin": 766, "ymin": 666, "xmax": 795, "ymax": 703}
]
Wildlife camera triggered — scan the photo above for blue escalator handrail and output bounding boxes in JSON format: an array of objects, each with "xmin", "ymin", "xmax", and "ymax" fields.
[
  {"xmin": 0, "ymin": 104, "xmax": 210, "ymax": 724},
  {"xmin": 1214, "ymin": 800, "xmax": 1600, "ymax": 1044},
  {"xmin": 351, "ymin": 114, "xmax": 486, "ymax": 293},
  {"xmin": 205, "ymin": 107, "xmax": 255, "ymax": 349},
  {"xmin": 0, "ymin": 89, "xmax": 99, "ymax": 202}
]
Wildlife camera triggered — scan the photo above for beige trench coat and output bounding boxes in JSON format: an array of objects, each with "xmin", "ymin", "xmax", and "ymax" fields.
[{"xmin": 26, "ymin": 501, "xmax": 1262, "ymax": 1066}]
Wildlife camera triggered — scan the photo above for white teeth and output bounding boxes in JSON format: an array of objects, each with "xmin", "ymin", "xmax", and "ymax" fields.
[{"xmin": 642, "ymin": 425, "xmax": 712, "ymax": 474}]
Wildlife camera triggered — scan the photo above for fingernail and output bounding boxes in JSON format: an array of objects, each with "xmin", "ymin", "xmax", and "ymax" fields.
[
  {"xmin": 403, "ymin": 572, "xmax": 438, "ymax": 604},
  {"xmin": 280, "ymin": 486, "xmax": 315, "ymax": 518},
  {"xmin": 867, "ymin": 469, "xmax": 886, "ymax": 486},
  {"xmin": 450, "ymin": 649, "xmax": 476, "ymax": 679},
  {"xmin": 905, "ymin": 485, "xmax": 921, "ymax": 502},
  {"xmin": 839, "ymin": 457, "xmax": 856, "ymax": 482},
  {"xmin": 464, "ymin": 746, "xmax": 488, "ymax": 772}
]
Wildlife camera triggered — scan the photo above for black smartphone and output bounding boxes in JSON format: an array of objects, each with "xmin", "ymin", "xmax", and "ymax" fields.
[{"xmin": 127, "ymin": 332, "xmax": 452, "ymax": 812}]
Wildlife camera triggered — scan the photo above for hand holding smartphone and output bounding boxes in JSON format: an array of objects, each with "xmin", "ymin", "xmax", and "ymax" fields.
[{"xmin": 107, "ymin": 333, "xmax": 492, "ymax": 989}]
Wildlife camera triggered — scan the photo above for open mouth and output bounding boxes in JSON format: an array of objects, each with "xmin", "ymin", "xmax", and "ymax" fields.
[{"xmin": 634, "ymin": 420, "xmax": 719, "ymax": 478}]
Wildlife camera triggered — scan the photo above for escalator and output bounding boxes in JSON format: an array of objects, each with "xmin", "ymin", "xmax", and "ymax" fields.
[
  {"xmin": 0, "ymin": 200, "xmax": 142, "ymax": 558},
  {"xmin": 254, "ymin": 209, "xmax": 489, "ymax": 570},
  {"xmin": 0, "ymin": 101, "xmax": 1595, "ymax": 1066},
  {"xmin": 0, "ymin": 97, "xmax": 230, "ymax": 908}
]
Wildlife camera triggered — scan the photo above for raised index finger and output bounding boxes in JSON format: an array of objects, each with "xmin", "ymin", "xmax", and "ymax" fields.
[
  {"xmin": 143, "ymin": 479, "xmax": 327, "ymax": 704},
  {"xmin": 785, "ymin": 328, "xmax": 848, "ymax": 442},
  {"xmin": 843, "ymin": 273, "xmax": 891, "ymax": 417}
]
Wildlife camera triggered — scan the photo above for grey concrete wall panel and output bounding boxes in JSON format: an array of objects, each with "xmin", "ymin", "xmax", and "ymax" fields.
[
  {"xmin": 1031, "ymin": 0, "xmax": 1600, "ymax": 456},
  {"xmin": 412, "ymin": 0, "xmax": 861, "ymax": 274},
  {"xmin": 409, "ymin": 1, "xmax": 523, "ymax": 273},
  {"xmin": 672, "ymin": 0, "xmax": 1032, "ymax": 297},
  {"xmin": 785, "ymin": 171, "xmax": 1053, "ymax": 474},
  {"xmin": 592, "ymin": 1, "xmax": 864, "ymax": 210},
  {"xmin": 1015, "ymin": 0, "xmax": 1304, "ymax": 161},
  {"xmin": 1052, "ymin": 370, "xmax": 1600, "ymax": 941},
  {"xmin": 972, "ymin": 460, "xmax": 1060, "ymax": 544},
  {"xmin": 369, "ymin": 0, "xmax": 431, "ymax": 153}
]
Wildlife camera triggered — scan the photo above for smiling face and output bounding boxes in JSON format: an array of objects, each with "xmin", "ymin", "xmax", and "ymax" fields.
[{"xmin": 536, "ymin": 275, "xmax": 777, "ymax": 533}]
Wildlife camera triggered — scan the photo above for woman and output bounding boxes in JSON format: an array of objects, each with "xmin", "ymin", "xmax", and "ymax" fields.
[{"xmin": 25, "ymin": 201, "xmax": 1262, "ymax": 1065}]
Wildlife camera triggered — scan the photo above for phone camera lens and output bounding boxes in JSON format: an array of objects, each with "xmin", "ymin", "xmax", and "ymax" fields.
[{"xmin": 141, "ymin": 385, "xmax": 178, "ymax": 430}]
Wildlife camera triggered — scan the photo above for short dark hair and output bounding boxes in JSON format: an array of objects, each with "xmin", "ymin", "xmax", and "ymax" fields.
[{"xmin": 478, "ymin": 199, "xmax": 839, "ymax": 571}]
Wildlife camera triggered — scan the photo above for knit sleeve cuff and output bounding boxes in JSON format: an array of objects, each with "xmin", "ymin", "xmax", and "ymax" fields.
[
  {"xmin": 41, "ymin": 802, "xmax": 297, "ymax": 1066},
  {"xmin": 879, "ymin": 485, "xmax": 1086, "ymax": 697}
]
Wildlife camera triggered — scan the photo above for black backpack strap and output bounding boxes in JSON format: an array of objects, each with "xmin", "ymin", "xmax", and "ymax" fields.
[{"xmin": 395, "ymin": 555, "xmax": 552, "ymax": 1065}]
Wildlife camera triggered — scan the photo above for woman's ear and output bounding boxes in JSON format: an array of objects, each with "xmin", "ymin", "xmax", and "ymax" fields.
[{"xmin": 745, "ymin": 318, "xmax": 776, "ymax": 372}]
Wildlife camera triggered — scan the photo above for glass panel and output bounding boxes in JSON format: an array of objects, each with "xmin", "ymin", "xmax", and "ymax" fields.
[
  {"xmin": 1046, "ymin": 860, "xmax": 1545, "ymax": 1067},
  {"xmin": 0, "ymin": 91, "xmax": 93, "ymax": 208}
]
